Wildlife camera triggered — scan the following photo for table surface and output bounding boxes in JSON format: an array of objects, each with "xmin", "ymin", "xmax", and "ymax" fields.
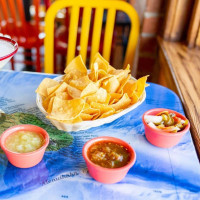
[
  {"xmin": 158, "ymin": 37, "xmax": 200, "ymax": 159},
  {"xmin": 0, "ymin": 70, "xmax": 200, "ymax": 200}
]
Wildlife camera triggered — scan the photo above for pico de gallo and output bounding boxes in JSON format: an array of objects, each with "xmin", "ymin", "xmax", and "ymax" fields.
[{"xmin": 144, "ymin": 111, "xmax": 188, "ymax": 133}]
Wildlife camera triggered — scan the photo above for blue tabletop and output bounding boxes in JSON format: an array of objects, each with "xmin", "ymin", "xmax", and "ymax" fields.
[{"xmin": 0, "ymin": 70, "xmax": 199, "ymax": 200}]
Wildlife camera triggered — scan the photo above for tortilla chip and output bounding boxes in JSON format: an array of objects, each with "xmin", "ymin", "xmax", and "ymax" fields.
[
  {"xmin": 82, "ymin": 102, "xmax": 90, "ymax": 111},
  {"xmin": 110, "ymin": 65, "xmax": 130, "ymax": 82},
  {"xmin": 97, "ymin": 69, "xmax": 107, "ymax": 80},
  {"xmin": 81, "ymin": 82, "xmax": 99, "ymax": 98},
  {"xmin": 90, "ymin": 53, "xmax": 109, "ymax": 72},
  {"xmin": 124, "ymin": 64, "xmax": 130, "ymax": 71},
  {"xmin": 123, "ymin": 79, "xmax": 137, "ymax": 97},
  {"xmin": 102, "ymin": 76, "xmax": 120, "ymax": 93},
  {"xmin": 82, "ymin": 107, "xmax": 100, "ymax": 116},
  {"xmin": 43, "ymin": 95, "xmax": 54, "ymax": 111},
  {"xmin": 117, "ymin": 74, "xmax": 131, "ymax": 93},
  {"xmin": 115, "ymin": 109, "xmax": 123, "ymax": 114},
  {"xmin": 36, "ymin": 78, "xmax": 59, "ymax": 97},
  {"xmin": 69, "ymin": 76, "xmax": 91, "ymax": 91},
  {"xmin": 47, "ymin": 96, "xmax": 55, "ymax": 113},
  {"xmin": 109, "ymin": 93, "xmax": 123, "ymax": 105},
  {"xmin": 96, "ymin": 74, "xmax": 113, "ymax": 88},
  {"xmin": 49, "ymin": 97, "xmax": 85, "ymax": 120},
  {"xmin": 66, "ymin": 84, "xmax": 81, "ymax": 99},
  {"xmin": 92, "ymin": 112, "xmax": 101, "ymax": 120},
  {"xmin": 104, "ymin": 93, "xmax": 111, "ymax": 105},
  {"xmin": 86, "ymin": 88, "xmax": 107, "ymax": 104},
  {"xmin": 110, "ymin": 93, "xmax": 123, "ymax": 102},
  {"xmin": 47, "ymin": 85, "xmax": 60, "ymax": 96},
  {"xmin": 90, "ymin": 102, "xmax": 114, "ymax": 114},
  {"xmin": 107, "ymin": 65, "xmax": 115, "ymax": 73},
  {"xmin": 88, "ymin": 62, "xmax": 109, "ymax": 83},
  {"xmin": 130, "ymin": 92, "xmax": 139, "ymax": 104},
  {"xmin": 135, "ymin": 75, "xmax": 149, "ymax": 98},
  {"xmin": 99, "ymin": 109, "xmax": 115, "ymax": 119},
  {"xmin": 94, "ymin": 62, "xmax": 99, "ymax": 82},
  {"xmin": 64, "ymin": 55, "xmax": 87, "ymax": 78},
  {"xmin": 62, "ymin": 73, "xmax": 74, "ymax": 84},
  {"xmin": 111, "ymin": 93, "xmax": 131, "ymax": 111},
  {"xmin": 56, "ymin": 92, "xmax": 71, "ymax": 100},
  {"xmin": 80, "ymin": 113, "xmax": 93, "ymax": 121},
  {"xmin": 54, "ymin": 82, "xmax": 68, "ymax": 94}
]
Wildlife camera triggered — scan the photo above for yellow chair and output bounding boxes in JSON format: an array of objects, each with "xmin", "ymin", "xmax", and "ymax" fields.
[{"xmin": 44, "ymin": 0, "xmax": 139, "ymax": 73}]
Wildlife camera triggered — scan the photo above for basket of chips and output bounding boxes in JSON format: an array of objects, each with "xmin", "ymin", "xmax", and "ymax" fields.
[{"xmin": 36, "ymin": 53, "xmax": 148, "ymax": 132}]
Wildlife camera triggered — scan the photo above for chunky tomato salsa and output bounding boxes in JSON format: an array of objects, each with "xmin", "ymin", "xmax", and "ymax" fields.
[{"xmin": 88, "ymin": 141, "xmax": 131, "ymax": 168}]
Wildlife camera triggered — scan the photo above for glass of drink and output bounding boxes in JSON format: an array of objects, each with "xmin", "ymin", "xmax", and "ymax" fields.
[
  {"xmin": 0, "ymin": 36, "xmax": 18, "ymax": 70},
  {"xmin": 0, "ymin": 36, "xmax": 18, "ymax": 114}
]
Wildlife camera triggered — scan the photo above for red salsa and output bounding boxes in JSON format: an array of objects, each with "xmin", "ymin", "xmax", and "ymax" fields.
[{"xmin": 88, "ymin": 141, "xmax": 131, "ymax": 168}]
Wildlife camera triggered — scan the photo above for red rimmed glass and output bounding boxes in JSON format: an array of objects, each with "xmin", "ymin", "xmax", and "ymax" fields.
[{"xmin": 0, "ymin": 36, "xmax": 18, "ymax": 69}]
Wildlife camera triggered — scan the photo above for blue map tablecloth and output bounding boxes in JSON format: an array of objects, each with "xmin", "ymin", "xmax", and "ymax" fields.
[{"xmin": 0, "ymin": 70, "xmax": 199, "ymax": 200}]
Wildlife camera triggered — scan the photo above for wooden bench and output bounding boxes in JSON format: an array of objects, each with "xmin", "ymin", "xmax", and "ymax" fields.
[{"xmin": 158, "ymin": 37, "xmax": 200, "ymax": 160}]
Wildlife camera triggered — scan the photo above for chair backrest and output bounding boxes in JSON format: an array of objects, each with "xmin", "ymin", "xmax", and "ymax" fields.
[
  {"xmin": 44, "ymin": 0, "xmax": 139, "ymax": 73},
  {"xmin": 0, "ymin": 0, "xmax": 40, "ymax": 38}
]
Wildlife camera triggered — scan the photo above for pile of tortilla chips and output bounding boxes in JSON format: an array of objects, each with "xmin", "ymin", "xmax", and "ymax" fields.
[{"xmin": 36, "ymin": 53, "xmax": 148, "ymax": 124}]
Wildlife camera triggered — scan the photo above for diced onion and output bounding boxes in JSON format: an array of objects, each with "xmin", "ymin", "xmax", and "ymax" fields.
[{"xmin": 144, "ymin": 115, "xmax": 163, "ymax": 124}]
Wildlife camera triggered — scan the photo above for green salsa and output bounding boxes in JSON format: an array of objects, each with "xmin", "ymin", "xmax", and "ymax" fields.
[{"xmin": 88, "ymin": 141, "xmax": 131, "ymax": 168}]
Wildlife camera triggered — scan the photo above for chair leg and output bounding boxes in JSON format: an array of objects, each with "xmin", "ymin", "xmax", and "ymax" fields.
[
  {"xmin": 36, "ymin": 46, "xmax": 41, "ymax": 72},
  {"xmin": 24, "ymin": 49, "xmax": 33, "ymax": 71},
  {"xmin": 61, "ymin": 55, "xmax": 66, "ymax": 73},
  {"xmin": 54, "ymin": 49, "xmax": 57, "ymax": 74},
  {"xmin": 11, "ymin": 57, "xmax": 15, "ymax": 70}
]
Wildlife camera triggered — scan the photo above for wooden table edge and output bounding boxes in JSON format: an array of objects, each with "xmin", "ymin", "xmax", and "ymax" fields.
[{"xmin": 157, "ymin": 37, "xmax": 200, "ymax": 161}]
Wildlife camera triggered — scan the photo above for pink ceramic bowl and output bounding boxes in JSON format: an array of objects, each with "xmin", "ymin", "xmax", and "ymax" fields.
[
  {"xmin": 0, "ymin": 124, "xmax": 49, "ymax": 168},
  {"xmin": 142, "ymin": 108, "xmax": 190, "ymax": 148},
  {"xmin": 82, "ymin": 136, "xmax": 136, "ymax": 184}
]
